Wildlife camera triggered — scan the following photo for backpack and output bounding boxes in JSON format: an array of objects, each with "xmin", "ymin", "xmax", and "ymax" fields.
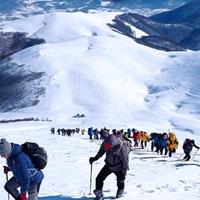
[
  {"xmin": 183, "ymin": 139, "xmax": 193, "ymax": 152},
  {"xmin": 21, "ymin": 142, "xmax": 47, "ymax": 169}
]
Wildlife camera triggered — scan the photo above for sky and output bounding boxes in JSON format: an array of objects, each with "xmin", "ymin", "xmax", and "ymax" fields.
[{"xmin": 0, "ymin": 5, "xmax": 200, "ymax": 200}]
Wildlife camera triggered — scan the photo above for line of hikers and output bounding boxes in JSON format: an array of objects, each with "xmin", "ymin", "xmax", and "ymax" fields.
[
  {"xmin": 86, "ymin": 127, "xmax": 199, "ymax": 161},
  {"xmin": 50, "ymin": 127, "xmax": 80, "ymax": 136},
  {"xmin": 9, "ymin": 126, "xmax": 197, "ymax": 200},
  {"xmin": 50, "ymin": 126, "xmax": 200, "ymax": 162},
  {"xmin": 88, "ymin": 127, "xmax": 200, "ymax": 199}
]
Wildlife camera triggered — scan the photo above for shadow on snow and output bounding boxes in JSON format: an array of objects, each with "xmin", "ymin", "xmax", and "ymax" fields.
[
  {"xmin": 175, "ymin": 163, "xmax": 200, "ymax": 167},
  {"xmin": 39, "ymin": 195, "xmax": 93, "ymax": 200}
]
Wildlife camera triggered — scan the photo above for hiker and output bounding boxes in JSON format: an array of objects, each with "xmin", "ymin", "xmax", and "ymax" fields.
[
  {"xmin": 167, "ymin": 132, "xmax": 178, "ymax": 157},
  {"xmin": 182, "ymin": 139, "xmax": 199, "ymax": 161},
  {"xmin": 140, "ymin": 131, "xmax": 149, "ymax": 149},
  {"xmin": 94, "ymin": 128, "xmax": 99, "ymax": 140},
  {"xmin": 99, "ymin": 129, "xmax": 109, "ymax": 140},
  {"xmin": 149, "ymin": 132, "xmax": 159, "ymax": 151},
  {"xmin": 50, "ymin": 127, "xmax": 55, "ymax": 134},
  {"xmin": 88, "ymin": 127, "xmax": 94, "ymax": 140},
  {"xmin": 81, "ymin": 128, "xmax": 86, "ymax": 135},
  {"xmin": 133, "ymin": 131, "xmax": 140, "ymax": 147},
  {"xmin": 89, "ymin": 134, "xmax": 132, "ymax": 199},
  {"xmin": 127, "ymin": 128, "xmax": 131, "ymax": 138},
  {"xmin": 0, "ymin": 138, "xmax": 44, "ymax": 200},
  {"xmin": 157, "ymin": 133, "xmax": 168, "ymax": 155}
]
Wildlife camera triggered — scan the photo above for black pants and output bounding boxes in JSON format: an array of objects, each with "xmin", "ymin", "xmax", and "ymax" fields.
[
  {"xmin": 96, "ymin": 165, "xmax": 125, "ymax": 191},
  {"xmin": 183, "ymin": 151, "xmax": 191, "ymax": 161},
  {"xmin": 141, "ymin": 141, "xmax": 147, "ymax": 149},
  {"xmin": 159, "ymin": 147, "xmax": 168, "ymax": 155}
]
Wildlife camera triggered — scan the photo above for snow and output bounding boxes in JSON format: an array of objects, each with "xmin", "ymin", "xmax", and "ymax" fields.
[
  {"xmin": 1, "ymin": 122, "xmax": 200, "ymax": 200},
  {"xmin": 0, "ymin": 9, "xmax": 200, "ymax": 200}
]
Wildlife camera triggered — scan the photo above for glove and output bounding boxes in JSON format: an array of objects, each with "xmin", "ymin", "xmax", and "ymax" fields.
[
  {"xmin": 89, "ymin": 157, "xmax": 96, "ymax": 165},
  {"xmin": 3, "ymin": 166, "xmax": 10, "ymax": 174},
  {"xmin": 19, "ymin": 192, "xmax": 27, "ymax": 200}
]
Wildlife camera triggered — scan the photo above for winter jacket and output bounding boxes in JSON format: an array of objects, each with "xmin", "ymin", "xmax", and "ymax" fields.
[
  {"xmin": 94, "ymin": 134, "xmax": 132, "ymax": 173},
  {"xmin": 167, "ymin": 133, "xmax": 178, "ymax": 150},
  {"xmin": 6, "ymin": 143, "xmax": 44, "ymax": 193},
  {"xmin": 133, "ymin": 131, "xmax": 140, "ymax": 141},
  {"xmin": 157, "ymin": 134, "xmax": 168, "ymax": 148},
  {"xmin": 183, "ymin": 139, "xmax": 199, "ymax": 153},
  {"xmin": 140, "ymin": 132, "xmax": 149, "ymax": 142}
]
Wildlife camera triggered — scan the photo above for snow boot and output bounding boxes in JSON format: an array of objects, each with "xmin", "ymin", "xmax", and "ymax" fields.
[
  {"xmin": 94, "ymin": 189, "xmax": 103, "ymax": 200},
  {"xmin": 116, "ymin": 189, "xmax": 124, "ymax": 198}
]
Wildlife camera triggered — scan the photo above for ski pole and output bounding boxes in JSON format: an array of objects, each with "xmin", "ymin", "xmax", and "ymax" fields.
[
  {"xmin": 6, "ymin": 173, "xmax": 10, "ymax": 200},
  {"xmin": 89, "ymin": 163, "xmax": 93, "ymax": 195},
  {"xmin": 191, "ymin": 148, "xmax": 199, "ymax": 161}
]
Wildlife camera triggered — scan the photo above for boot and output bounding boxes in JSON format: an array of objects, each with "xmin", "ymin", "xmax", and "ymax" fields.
[
  {"xmin": 116, "ymin": 189, "xmax": 124, "ymax": 198},
  {"xmin": 94, "ymin": 189, "xmax": 103, "ymax": 200}
]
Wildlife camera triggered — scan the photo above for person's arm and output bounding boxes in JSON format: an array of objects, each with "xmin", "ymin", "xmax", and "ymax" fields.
[
  {"xmin": 89, "ymin": 144, "xmax": 105, "ymax": 164},
  {"xmin": 193, "ymin": 143, "xmax": 200, "ymax": 149}
]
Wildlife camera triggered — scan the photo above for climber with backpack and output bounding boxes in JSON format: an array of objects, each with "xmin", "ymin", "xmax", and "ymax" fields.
[
  {"xmin": 167, "ymin": 132, "xmax": 178, "ymax": 157},
  {"xmin": 182, "ymin": 138, "xmax": 199, "ymax": 161},
  {"xmin": 0, "ymin": 138, "xmax": 45, "ymax": 200},
  {"xmin": 89, "ymin": 134, "xmax": 132, "ymax": 199}
]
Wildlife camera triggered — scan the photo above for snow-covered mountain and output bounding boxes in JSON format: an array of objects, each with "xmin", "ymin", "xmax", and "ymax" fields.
[
  {"xmin": 109, "ymin": 0, "xmax": 200, "ymax": 51},
  {"xmin": 1, "ymin": 1, "xmax": 200, "ymax": 200},
  {"xmin": 0, "ymin": 8, "xmax": 200, "ymax": 133}
]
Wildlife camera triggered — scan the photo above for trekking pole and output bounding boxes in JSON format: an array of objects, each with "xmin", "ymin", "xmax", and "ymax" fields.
[
  {"xmin": 6, "ymin": 173, "xmax": 10, "ymax": 200},
  {"xmin": 178, "ymin": 152, "xmax": 184, "ymax": 160},
  {"xmin": 191, "ymin": 148, "xmax": 199, "ymax": 161},
  {"xmin": 89, "ymin": 163, "xmax": 93, "ymax": 195}
]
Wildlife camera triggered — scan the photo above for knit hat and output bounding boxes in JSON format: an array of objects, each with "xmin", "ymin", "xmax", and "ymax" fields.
[
  {"xmin": 105, "ymin": 134, "xmax": 120, "ymax": 146},
  {"xmin": 0, "ymin": 138, "xmax": 12, "ymax": 156}
]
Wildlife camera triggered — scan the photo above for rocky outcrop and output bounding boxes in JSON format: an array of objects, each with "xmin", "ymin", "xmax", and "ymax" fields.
[{"xmin": 0, "ymin": 31, "xmax": 45, "ymax": 60}]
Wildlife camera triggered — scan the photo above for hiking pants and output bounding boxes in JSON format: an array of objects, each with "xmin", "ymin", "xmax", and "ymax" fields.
[
  {"xmin": 160, "ymin": 147, "xmax": 168, "ymax": 155},
  {"xmin": 183, "ymin": 151, "xmax": 191, "ymax": 161},
  {"xmin": 4, "ymin": 176, "xmax": 41, "ymax": 200},
  {"xmin": 95, "ymin": 165, "xmax": 125, "ymax": 191},
  {"xmin": 134, "ymin": 139, "xmax": 138, "ymax": 147}
]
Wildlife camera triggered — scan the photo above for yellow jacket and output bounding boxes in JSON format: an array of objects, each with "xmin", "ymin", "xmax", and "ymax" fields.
[{"xmin": 167, "ymin": 132, "xmax": 178, "ymax": 150}]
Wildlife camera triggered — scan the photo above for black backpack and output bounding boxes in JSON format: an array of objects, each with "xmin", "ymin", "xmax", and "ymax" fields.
[{"xmin": 21, "ymin": 142, "xmax": 47, "ymax": 169}]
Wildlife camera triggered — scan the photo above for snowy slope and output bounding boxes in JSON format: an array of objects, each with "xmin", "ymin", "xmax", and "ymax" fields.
[
  {"xmin": 0, "ymin": 11, "xmax": 200, "ymax": 133},
  {"xmin": 0, "ymin": 123, "xmax": 200, "ymax": 200},
  {"xmin": 0, "ymin": 6, "xmax": 200, "ymax": 200}
]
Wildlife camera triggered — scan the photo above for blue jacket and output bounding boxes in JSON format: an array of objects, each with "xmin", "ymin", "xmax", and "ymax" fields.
[
  {"xmin": 6, "ymin": 143, "xmax": 44, "ymax": 192},
  {"xmin": 157, "ymin": 136, "xmax": 168, "ymax": 148}
]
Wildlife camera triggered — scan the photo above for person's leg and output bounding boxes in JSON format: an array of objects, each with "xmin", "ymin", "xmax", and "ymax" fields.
[
  {"xmin": 94, "ymin": 165, "xmax": 112, "ymax": 198},
  {"xmin": 37, "ymin": 182, "xmax": 42, "ymax": 193},
  {"xmin": 144, "ymin": 141, "xmax": 147, "ymax": 148},
  {"xmin": 160, "ymin": 147, "xmax": 163, "ymax": 155},
  {"xmin": 185, "ymin": 152, "xmax": 191, "ymax": 161},
  {"xmin": 141, "ymin": 141, "xmax": 144, "ymax": 149},
  {"xmin": 114, "ymin": 171, "xmax": 126, "ymax": 198},
  {"xmin": 4, "ymin": 176, "xmax": 20, "ymax": 200},
  {"xmin": 28, "ymin": 184, "xmax": 38, "ymax": 200},
  {"xmin": 151, "ymin": 142, "xmax": 154, "ymax": 151},
  {"xmin": 164, "ymin": 147, "xmax": 168, "ymax": 155},
  {"xmin": 169, "ymin": 150, "xmax": 172, "ymax": 157},
  {"xmin": 95, "ymin": 165, "xmax": 112, "ymax": 190}
]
